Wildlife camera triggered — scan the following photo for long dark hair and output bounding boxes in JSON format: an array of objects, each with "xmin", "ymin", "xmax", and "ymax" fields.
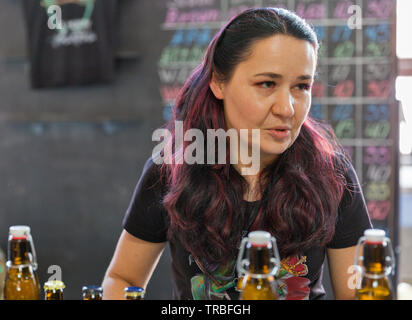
[{"xmin": 159, "ymin": 8, "xmax": 348, "ymax": 265}]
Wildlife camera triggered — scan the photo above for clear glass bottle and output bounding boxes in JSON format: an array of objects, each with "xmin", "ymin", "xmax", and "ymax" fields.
[
  {"xmin": 354, "ymin": 229, "xmax": 395, "ymax": 300},
  {"xmin": 82, "ymin": 285, "xmax": 103, "ymax": 300},
  {"xmin": 237, "ymin": 231, "xmax": 281, "ymax": 300},
  {"xmin": 124, "ymin": 286, "xmax": 145, "ymax": 300},
  {"xmin": 4, "ymin": 226, "xmax": 40, "ymax": 300},
  {"xmin": 44, "ymin": 280, "xmax": 65, "ymax": 300}
]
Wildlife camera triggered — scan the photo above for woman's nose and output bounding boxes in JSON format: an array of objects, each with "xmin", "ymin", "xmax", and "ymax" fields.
[{"xmin": 271, "ymin": 88, "xmax": 295, "ymax": 118}]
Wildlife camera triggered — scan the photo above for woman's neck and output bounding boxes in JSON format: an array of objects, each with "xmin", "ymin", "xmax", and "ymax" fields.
[
  {"xmin": 231, "ymin": 149, "xmax": 278, "ymax": 202},
  {"xmin": 232, "ymin": 163, "xmax": 262, "ymax": 202}
]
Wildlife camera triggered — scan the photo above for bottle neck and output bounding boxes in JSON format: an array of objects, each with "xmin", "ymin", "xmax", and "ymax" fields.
[
  {"xmin": 125, "ymin": 293, "xmax": 144, "ymax": 300},
  {"xmin": 8, "ymin": 238, "xmax": 31, "ymax": 266},
  {"xmin": 249, "ymin": 245, "xmax": 272, "ymax": 275},
  {"xmin": 363, "ymin": 242, "xmax": 386, "ymax": 275},
  {"xmin": 83, "ymin": 292, "xmax": 103, "ymax": 300},
  {"xmin": 45, "ymin": 289, "xmax": 64, "ymax": 300}
]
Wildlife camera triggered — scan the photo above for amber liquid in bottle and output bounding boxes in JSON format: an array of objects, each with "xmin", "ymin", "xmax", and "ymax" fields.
[
  {"xmin": 83, "ymin": 293, "xmax": 102, "ymax": 300},
  {"xmin": 4, "ymin": 237, "xmax": 40, "ymax": 300},
  {"xmin": 125, "ymin": 294, "xmax": 144, "ymax": 300},
  {"xmin": 45, "ymin": 289, "xmax": 64, "ymax": 300},
  {"xmin": 356, "ymin": 241, "xmax": 393, "ymax": 300},
  {"xmin": 239, "ymin": 244, "xmax": 278, "ymax": 300},
  {"xmin": 44, "ymin": 280, "xmax": 65, "ymax": 300}
]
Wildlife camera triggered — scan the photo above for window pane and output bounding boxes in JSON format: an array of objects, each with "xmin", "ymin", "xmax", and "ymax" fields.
[{"xmin": 397, "ymin": 0, "xmax": 412, "ymax": 58}]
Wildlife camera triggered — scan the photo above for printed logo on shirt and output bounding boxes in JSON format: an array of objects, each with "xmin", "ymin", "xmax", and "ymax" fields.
[
  {"xmin": 189, "ymin": 254, "xmax": 310, "ymax": 300},
  {"xmin": 190, "ymin": 259, "xmax": 237, "ymax": 300},
  {"xmin": 41, "ymin": 0, "xmax": 97, "ymax": 48},
  {"xmin": 277, "ymin": 255, "xmax": 310, "ymax": 300}
]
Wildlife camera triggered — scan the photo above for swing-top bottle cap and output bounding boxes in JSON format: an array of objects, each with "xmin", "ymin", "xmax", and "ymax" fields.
[
  {"xmin": 364, "ymin": 229, "xmax": 386, "ymax": 243},
  {"xmin": 44, "ymin": 280, "xmax": 65, "ymax": 291},
  {"xmin": 124, "ymin": 286, "xmax": 145, "ymax": 293},
  {"xmin": 82, "ymin": 285, "xmax": 103, "ymax": 293},
  {"xmin": 9, "ymin": 225, "xmax": 31, "ymax": 238},
  {"xmin": 124, "ymin": 286, "xmax": 145, "ymax": 298},
  {"xmin": 248, "ymin": 231, "xmax": 271, "ymax": 246}
]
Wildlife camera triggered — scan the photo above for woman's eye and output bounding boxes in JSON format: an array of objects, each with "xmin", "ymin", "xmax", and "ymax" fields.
[
  {"xmin": 259, "ymin": 81, "xmax": 275, "ymax": 89},
  {"xmin": 297, "ymin": 83, "xmax": 311, "ymax": 91}
]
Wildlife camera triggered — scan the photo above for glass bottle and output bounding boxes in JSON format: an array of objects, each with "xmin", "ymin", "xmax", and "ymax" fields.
[
  {"xmin": 4, "ymin": 225, "xmax": 40, "ymax": 300},
  {"xmin": 237, "ymin": 231, "xmax": 281, "ymax": 300},
  {"xmin": 44, "ymin": 280, "xmax": 65, "ymax": 300},
  {"xmin": 82, "ymin": 285, "xmax": 103, "ymax": 300},
  {"xmin": 0, "ymin": 248, "xmax": 6, "ymax": 300},
  {"xmin": 124, "ymin": 286, "xmax": 145, "ymax": 300},
  {"xmin": 354, "ymin": 229, "xmax": 395, "ymax": 300}
]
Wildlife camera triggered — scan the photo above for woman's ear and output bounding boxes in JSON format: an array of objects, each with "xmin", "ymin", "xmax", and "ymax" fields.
[{"xmin": 209, "ymin": 72, "xmax": 225, "ymax": 100}]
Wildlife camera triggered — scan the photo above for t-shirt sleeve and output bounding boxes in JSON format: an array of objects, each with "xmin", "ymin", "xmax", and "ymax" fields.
[
  {"xmin": 326, "ymin": 159, "xmax": 373, "ymax": 249},
  {"xmin": 122, "ymin": 157, "xmax": 169, "ymax": 243}
]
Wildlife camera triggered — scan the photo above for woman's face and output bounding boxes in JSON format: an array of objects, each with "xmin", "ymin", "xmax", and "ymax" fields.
[{"xmin": 211, "ymin": 34, "xmax": 317, "ymax": 168}]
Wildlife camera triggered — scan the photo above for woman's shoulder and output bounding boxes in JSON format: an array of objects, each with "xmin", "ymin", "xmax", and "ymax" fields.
[
  {"xmin": 327, "ymin": 148, "xmax": 350, "ymax": 171},
  {"xmin": 141, "ymin": 155, "xmax": 161, "ymax": 175},
  {"xmin": 137, "ymin": 155, "xmax": 168, "ymax": 194},
  {"xmin": 332, "ymin": 151, "xmax": 365, "ymax": 209},
  {"xmin": 332, "ymin": 151, "xmax": 357, "ymax": 181}
]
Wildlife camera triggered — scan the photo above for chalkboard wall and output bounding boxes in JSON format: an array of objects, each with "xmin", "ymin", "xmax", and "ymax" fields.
[
  {"xmin": 156, "ymin": 0, "xmax": 399, "ymax": 283},
  {"xmin": 0, "ymin": 0, "xmax": 398, "ymax": 299}
]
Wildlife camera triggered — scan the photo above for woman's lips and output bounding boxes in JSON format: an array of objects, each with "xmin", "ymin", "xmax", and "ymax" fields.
[{"xmin": 266, "ymin": 128, "xmax": 291, "ymax": 140}]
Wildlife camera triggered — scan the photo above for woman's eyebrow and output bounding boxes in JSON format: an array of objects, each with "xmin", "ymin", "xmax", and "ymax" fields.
[
  {"xmin": 253, "ymin": 72, "xmax": 282, "ymax": 78},
  {"xmin": 297, "ymin": 75, "xmax": 313, "ymax": 81},
  {"xmin": 253, "ymin": 72, "xmax": 313, "ymax": 81}
]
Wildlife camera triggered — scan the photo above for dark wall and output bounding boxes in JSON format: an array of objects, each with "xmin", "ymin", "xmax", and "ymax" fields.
[{"xmin": 0, "ymin": 0, "xmax": 173, "ymax": 300}]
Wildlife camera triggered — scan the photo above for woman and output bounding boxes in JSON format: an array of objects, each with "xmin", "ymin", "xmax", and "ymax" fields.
[{"xmin": 102, "ymin": 7, "xmax": 372, "ymax": 300}]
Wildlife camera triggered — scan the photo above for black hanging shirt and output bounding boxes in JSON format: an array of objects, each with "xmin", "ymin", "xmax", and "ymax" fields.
[{"xmin": 22, "ymin": 0, "xmax": 117, "ymax": 88}]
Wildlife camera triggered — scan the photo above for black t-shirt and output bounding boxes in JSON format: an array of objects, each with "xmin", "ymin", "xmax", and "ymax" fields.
[
  {"xmin": 123, "ymin": 157, "xmax": 372, "ymax": 300},
  {"xmin": 22, "ymin": 0, "xmax": 117, "ymax": 88}
]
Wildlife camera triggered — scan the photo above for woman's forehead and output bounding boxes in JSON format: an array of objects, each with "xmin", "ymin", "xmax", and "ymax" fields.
[{"xmin": 235, "ymin": 35, "xmax": 317, "ymax": 78}]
